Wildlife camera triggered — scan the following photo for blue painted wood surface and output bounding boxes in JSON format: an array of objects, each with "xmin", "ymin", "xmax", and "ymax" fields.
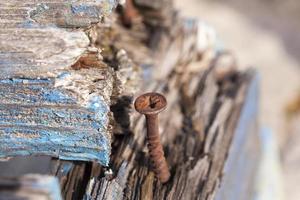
[
  {"xmin": 0, "ymin": 0, "xmax": 119, "ymax": 166},
  {"xmin": 253, "ymin": 127, "xmax": 284, "ymax": 200},
  {"xmin": 215, "ymin": 72, "xmax": 261, "ymax": 200},
  {"xmin": 0, "ymin": 77, "xmax": 111, "ymax": 166}
]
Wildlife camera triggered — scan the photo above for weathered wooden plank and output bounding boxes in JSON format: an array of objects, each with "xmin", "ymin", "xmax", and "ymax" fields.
[
  {"xmin": 0, "ymin": 62, "xmax": 114, "ymax": 165},
  {"xmin": 83, "ymin": 69, "xmax": 256, "ymax": 200},
  {"xmin": 0, "ymin": 0, "xmax": 120, "ymax": 165},
  {"xmin": 0, "ymin": 28, "xmax": 90, "ymax": 79},
  {"xmin": 0, "ymin": 2, "xmax": 261, "ymax": 200},
  {"xmin": 0, "ymin": 174, "xmax": 62, "ymax": 200},
  {"xmin": 47, "ymin": 9, "xmax": 219, "ymax": 198},
  {"xmin": 0, "ymin": 70, "xmax": 114, "ymax": 162},
  {"xmin": 82, "ymin": 15, "xmax": 257, "ymax": 198},
  {"xmin": 0, "ymin": 0, "xmax": 117, "ymax": 28},
  {"xmin": 0, "ymin": 0, "xmax": 119, "ymax": 78}
]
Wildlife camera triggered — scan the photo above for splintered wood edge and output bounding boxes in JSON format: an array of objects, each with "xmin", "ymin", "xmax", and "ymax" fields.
[{"xmin": 0, "ymin": 1, "xmax": 120, "ymax": 164}]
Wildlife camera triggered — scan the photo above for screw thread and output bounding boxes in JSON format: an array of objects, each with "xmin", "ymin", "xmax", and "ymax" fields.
[
  {"xmin": 147, "ymin": 131, "xmax": 170, "ymax": 183},
  {"xmin": 134, "ymin": 93, "xmax": 170, "ymax": 183},
  {"xmin": 146, "ymin": 115, "xmax": 170, "ymax": 183}
]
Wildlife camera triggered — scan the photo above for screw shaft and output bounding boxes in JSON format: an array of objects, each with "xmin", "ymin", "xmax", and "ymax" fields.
[
  {"xmin": 145, "ymin": 114, "xmax": 170, "ymax": 183},
  {"xmin": 134, "ymin": 92, "xmax": 170, "ymax": 183}
]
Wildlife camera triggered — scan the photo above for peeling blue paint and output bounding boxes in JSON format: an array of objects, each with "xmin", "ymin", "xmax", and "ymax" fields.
[
  {"xmin": 57, "ymin": 72, "xmax": 71, "ymax": 79},
  {"xmin": 60, "ymin": 162, "xmax": 73, "ymax": 176},
  {"xmin": 18, "ymin": 20, "xmax": 41, "ymax": 29},
  {"xmin": 0, "ymin": 126, "xmax": 110, "ymax": 165},
  {"xmin": 18, "ymin": 20, "xmax": 58, "ymax": 29},
  {"xmin": 41, "ymin": 90, "xmax": 75, "ymax": 104},
  {"xmin": 0, "ymin": 78, "xmax": 51, "ymax": 85},
  {"xmin": 0, "ymin": 79, "xmax": 77, "ymax": 105},
  {"xmin": 0, "ymin": 77, "xmax": 111, "ymax": 166},
  {"xmin": 0, "ymin": 106, "xmax": 105, "ymax": 130},
  {"xmin": 87, "ymin": 95, "xmax": 109, "ymax": 125},
  {"xmin": 71, "ymin": 5, "xmax": 100, "ymax": 18}
]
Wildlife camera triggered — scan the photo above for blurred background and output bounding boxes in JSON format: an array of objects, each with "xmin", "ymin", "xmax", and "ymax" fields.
[{"xmin": 175, "ymin": 0, "xmax": 300, "ymax": 199}]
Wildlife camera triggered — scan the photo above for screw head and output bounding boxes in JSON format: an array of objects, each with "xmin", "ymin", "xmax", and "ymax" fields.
[{"xmin": 134, "ymin": 92, "xmax": 167, "ymax": 115}]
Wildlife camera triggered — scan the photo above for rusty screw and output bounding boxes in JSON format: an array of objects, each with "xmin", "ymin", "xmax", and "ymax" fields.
[
  {"xmin": 134, "ymin": 92, "xmax": 170, "ymax": 183},
  {"xmin": 121, "ymin": 0, "xmax": 139, "ymax": 27}
]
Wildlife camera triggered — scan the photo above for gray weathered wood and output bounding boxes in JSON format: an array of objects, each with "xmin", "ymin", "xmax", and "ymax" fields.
[
  {"xmin": 83, "ymin": 68, "xmax": 258, "ymax": 200},
  {"xmin": 0, "ymin": 1, "xmax": 261, "ymax": 199},
  {"xmin": 45, "ymin": 3, "xmax": 261, "ymax": 198}
]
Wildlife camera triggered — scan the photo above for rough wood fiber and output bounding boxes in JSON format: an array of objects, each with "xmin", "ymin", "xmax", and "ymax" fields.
[
  {"xmin": 49, "ymin": 7, "xmax": 260, "ymax": 198},
  {"xmin": 0, "ymin": 0, "xmax": 120, "ymax": 165},
  {"xmin": 84, "ymin": 69, "xmax": 258, "ymax": 200},
  {"xmin": 0, "ymin": 1, "xmax": 261, "ymax": 199}
]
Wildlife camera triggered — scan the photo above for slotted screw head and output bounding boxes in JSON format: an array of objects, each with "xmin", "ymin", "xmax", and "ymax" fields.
[{"xmin": 134, "ymin": 92, "xmax": 167, "ymax": 115}]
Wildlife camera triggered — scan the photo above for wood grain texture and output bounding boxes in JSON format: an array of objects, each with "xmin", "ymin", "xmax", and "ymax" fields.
[
  {"xmin": 0, "ymin": 0, "xmax": 117, "ymax": 28},
  {"xmin": 83, "ymin": 69, "xmax": 258, "ymax": 200},
  {"xmin": 0, "ymin": 1, "xmax": 261, "ymax": 199},
  {"xmin": 47, "ymin": 11, "xmax": 218, "ymax": 199},
  {"xmin": 0, "ymin": 0, "xmax": 118, "ymax": 79},
  {"xmin": 45, "ymin": 5, "xmax": 260, "ymax": 198},
  {"xmin": 0, "ymin": 0, "xmax": 120, "ymax": 165}
]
